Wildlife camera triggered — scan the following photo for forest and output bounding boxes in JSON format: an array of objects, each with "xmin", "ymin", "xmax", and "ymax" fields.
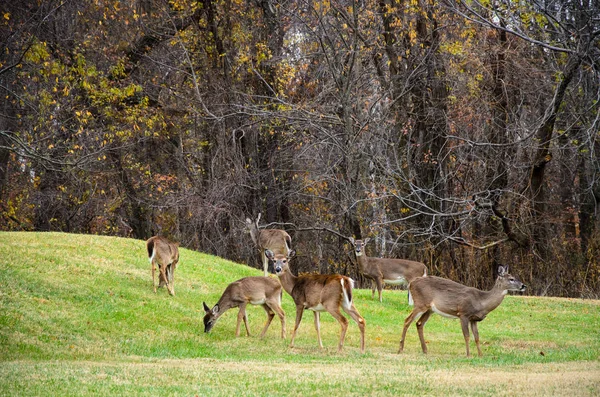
[{"xmin": 1, "ymin": 0, "xmax": 599, "ymax": 297}]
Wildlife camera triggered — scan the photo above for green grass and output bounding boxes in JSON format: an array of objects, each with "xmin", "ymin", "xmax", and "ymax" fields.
[{"xmin": 1, "ymin": 232, "xmax": 599, "ymax": 396}]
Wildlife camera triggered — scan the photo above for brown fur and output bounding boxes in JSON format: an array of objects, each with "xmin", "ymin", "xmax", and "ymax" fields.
[
  {"xmin": 146, "ymin": 236, "xmax": 180, "ymax": 296},
  {"xmin": 349, "ymin": 238, "xmax": 427, "ymax": 302},
  {"xmin": 246, "ymin": 214, "xmax": 291, "ymax": 276},
  {"xmin": 203, "ymin": 276, "xmax": 286, "ymax": 338},
  {"xmin": 266, "ymin": 249, "xmax": 365, "ymax": 353},
  {"xmin": 399, "ymin": 265, "xmax": 526, "ymax": 357}
]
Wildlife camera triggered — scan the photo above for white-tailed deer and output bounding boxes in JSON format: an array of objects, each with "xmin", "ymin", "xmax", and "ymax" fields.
[
  {"xmin": 146, "ymin": 236, "xmax": 180, "ymax": 296},
  {"xmin": 349, "ymin": 237, "xmax": 427, "ymax": 303},
  {"xmin": 265, "ymin": 249, "xmax": 366, "ymax": 353},
  {"xmin": 246, "ymin": 213, "xmax": 292, "ymax": 276},
  {"xmin": 399, "ymin": 265, "xmax": 526, "ymax": 357},
  {"xmin": 203, "ymin": 276, "xmax": 286, "ymax": 338}
]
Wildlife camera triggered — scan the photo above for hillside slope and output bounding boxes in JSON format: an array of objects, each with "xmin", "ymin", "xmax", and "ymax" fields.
[{"xmin": 1, "ymin": 232, "xmax": 599, "ymax": 396}]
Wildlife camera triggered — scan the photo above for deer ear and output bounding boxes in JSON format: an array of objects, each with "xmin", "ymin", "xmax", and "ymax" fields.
[
  {"xmin": 265, "ymin": 249, "xmax": 275, "ymax": 260},
  {"xmin": 363, "ymin": 237, "xmax": 371, "ymax": 245},
  {"xmin": 348, "ymin": 237, "xmax": 355, "ymax": 245},
  {"xmin": 212, "ymin": 304, "xmax": 220, "ymax": 314},
  {"xmin": 203, "ymin": 302, "xmax": 211, "ymax": 313},
  {"xmin": 288, "ymin": 249, "xmax": 296, "ymax": 258},
  {"xmin": 497, "ymin": 265, "xmax": 508, "ymax": 276}
]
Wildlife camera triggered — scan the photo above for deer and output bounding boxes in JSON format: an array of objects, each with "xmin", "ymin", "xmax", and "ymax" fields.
[
  {"xmin": 398, "ymin": 265, "xmax": 526, "ymax": 357},
  {"xmin": 348, "ymin": 237, "xmax": 427, "ymax": 303},
  {"xmin": 246, "ymin": 213, "xmax": 292, "ymax": 277},
  {"xmin": 203, "ymin": 276, "xmax": 286, "ymax": 338},
  {"xmin": 265, "ymin": 249, "xmax": 366, "ymax": 353},
  {"xmin": 146, "ymin": 236, "xmax": 180, "ymax": 296}
]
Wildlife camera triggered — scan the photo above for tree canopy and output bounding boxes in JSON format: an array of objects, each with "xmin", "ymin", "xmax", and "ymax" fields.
[{"xmin": 1, "ymin": 0, "xmax": 599, "ymax": 297}]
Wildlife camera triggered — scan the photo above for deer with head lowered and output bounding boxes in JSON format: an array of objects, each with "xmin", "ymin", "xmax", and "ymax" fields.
[
  {"xmin": 399, "ymin": 265, "xmax": 526, "ymax": 357},
  {"xmin": 246, "ymin": 213, "xmax": 292, "ymax": 276},
  {"xmin": 146, "ymin": 236, "xmax": 180, "ymax": 296},
  {"xmin": 203, "ymin": 276, "xmax": 286, "ymax": 338},
  {"xmin": 349, "ymin": 237, "xmax": 427, "ymax": 303},
  {"xmin": 265, "ymin": 249, "xmax": 366, "ymax": 353}
]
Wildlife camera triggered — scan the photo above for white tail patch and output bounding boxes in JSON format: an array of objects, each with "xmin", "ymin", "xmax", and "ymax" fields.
[
  {"xmin": 341, "ymin": 278, "xmax": 352, "ymax": 309},
  {"xmin": 149, "ymin": 247, "xmax": 156, "ymax": 264},
  {"xmin": 408, "ymin": 290, "xmax": 414, "ymax": 306}
]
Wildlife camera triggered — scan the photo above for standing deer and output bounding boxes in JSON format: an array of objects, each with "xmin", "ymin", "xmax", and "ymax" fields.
[
  {"xmin": 146, "ymin": 236, "xmax": 180, "ymax": 296},
  {"xmin": 265, "ymin": 249, "xmax": 366, "ymax": 353},
  {"xmin": 203, "ymin": 276, "xmax": 286, "ymax": 338},
  {"xmin": 399, "ymin": 265, "xmax": 526, "ymax": 357},
  {"xmin": 246, "ymin": 213, "xmax": 292, "ymax": 276},
  {"xmin": 349, "ymin": 237, "xmax": 427, "ymax": 303}
]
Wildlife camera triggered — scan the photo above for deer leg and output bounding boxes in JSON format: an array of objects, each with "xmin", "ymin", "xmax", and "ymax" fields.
[
  {"xmin": 313, "ymin": 311, "xmax": 323, "ymax": 348},
  {"xmin": 399, "ymin": 309, "xmax": 424, "ymax": 353},
  {"xmin": 290, "ymin": 305, "xmax": 304, "ymax": 348},
  {"xmin": 266, "ymin": 300, "xmax": 286, "ymax": 339},
  {"xmin": 167, "ymin": 264, "xmax": 175, "ymax": 296},
  {"xmin": 375, "ymin": 277, "xmax": 383, "ymax": 302},
  {"xmin": 159, "ymin": 263, "xmax": 169, "ymax": 291},
  {"xmin": 151, "ymin": 261, "xmax": 157, "ymax": 293},
  {"xmin": 416, "ymin": 310, "xmax": 432, "ymax": 354},
  {"xmin": 326, "ymin": 308, "xmax": 348, "ymax": 352},
  {"xmin": 259, "ymin": 305, "xmax": 275, "ymax": 338},
  {"xmin": 236, "ymin": 303, "xmax": 250, "ymax": 337},
  {"xmin": 342, "ymin": 303, "xmax": 366, "ymax": 354},
  {"xmin": 261, "ymin": 251, "xmax": 269, "ymax": 277},
  {"xmin": 371, "ymin": 280, "xmax": 376, "ymax": 299},
  {"xmin": 460, "ymin": 316, "xmax": 471, "ymax": 357},
  {"xmin": 470, "ymin": 321, "xmax": 482, "ymax": 357}
]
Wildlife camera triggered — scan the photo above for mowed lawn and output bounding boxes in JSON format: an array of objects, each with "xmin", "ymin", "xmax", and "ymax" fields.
[{"xmin": 0, "ymin": 232, "xmax": 598, "ymax": 396}]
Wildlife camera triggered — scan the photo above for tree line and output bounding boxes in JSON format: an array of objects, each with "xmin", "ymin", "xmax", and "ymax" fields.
[{"xmin": 1, "ymin": 0, "xmax": 599, "ymax": 297}]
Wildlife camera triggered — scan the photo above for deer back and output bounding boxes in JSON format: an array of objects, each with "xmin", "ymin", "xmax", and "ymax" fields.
[
  {"xmin": 409, "ymin": 276, "xmax": 476, "ymax": 317},
  {"xmin": 291, "ymin": 274, "xmax": 347, "ymax": 308},
  {"xmin": 366, "ymin": 257, "xmax": 427, "ymax": 283},
  {"xmin": 410, "ymin": 269, "xmax": 525, "ymax": 320},
  {"xmin": 226, "ymin": 276, "xmax": 282, "ymax": 305},
  {"xmin": 147, "ymin": 236, "xmax": 179, "ymax": 265},
  {"xmin": 257, "ymin": 229, "xmax": 291, "ymax": 255}
]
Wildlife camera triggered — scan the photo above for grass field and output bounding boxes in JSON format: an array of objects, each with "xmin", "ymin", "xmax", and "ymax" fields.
[{"xmin": 1, "ymin": 232, "xmax": 599, "ymax": 396}]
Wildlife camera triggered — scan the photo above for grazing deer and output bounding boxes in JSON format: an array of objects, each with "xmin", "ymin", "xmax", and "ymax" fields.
[
  {"xmin": 399, "ymin": 265, "xmax": 526, "ymax": 357},
  {"xmin": 265, "ymin": 249, "xmax": 366, "ymax": 353},
  {"xmin": 349, "ymin": 237, "xmax": 427, "ymax": 303},
  {"xmin": 203, "ymin": 276, "xmax": 286, "ymax": 338},
  {"xmin": 246, "ymin": 213, "xmax": 292, "ymax": 276},
  {"xmin": 146, "ymin": 236, "xmax": 180, "ymax": 296}
]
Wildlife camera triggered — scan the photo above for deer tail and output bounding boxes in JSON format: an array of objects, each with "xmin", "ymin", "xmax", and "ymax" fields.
[
  {"xmin": 341, "ymin": 277, "xmax": 354, "ymax": 309},
  {"xmin": 147, "ymin": 239, "xmax": 155, "ymax": 262},
  {"xmin": 407, "ymin": 289, "xmax": 414, "ymax": 306}
]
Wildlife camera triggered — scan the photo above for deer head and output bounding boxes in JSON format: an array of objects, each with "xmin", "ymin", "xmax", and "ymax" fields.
[
  {"xmin": 203, "ymin": 302, "xmax": 220, "ymax": 333},
  {"xmin": 348, "ymin": 237, "xmax": 371, "ymax": 257},
  {"xmin": 496, "ymin": 265, "xmax": 527, "ymax": 292},
  {"xmin": 265, "ymin": 249, "xmax": 296, "ymax": 275}
]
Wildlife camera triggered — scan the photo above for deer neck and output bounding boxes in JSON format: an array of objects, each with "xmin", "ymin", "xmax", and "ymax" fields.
[
  {"xmin": 215, "ymin": 294, "xmax": 236, "ymax": 316},
  {"xmin": 277, "ymin": 270, "xmax": 298, "ymax": 297},
  {"xmin": 355, "ymin": 252, "xmax": 369, "ymax": 271},
  {"xmin": 479, "ymin": 282, "xmax": 509, "ymax": 313}
]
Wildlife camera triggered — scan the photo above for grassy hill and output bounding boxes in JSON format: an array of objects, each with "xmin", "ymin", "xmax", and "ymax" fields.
[{"xmin": 1, "ymin": 232, "xmax": 599, "ymax": 396}]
